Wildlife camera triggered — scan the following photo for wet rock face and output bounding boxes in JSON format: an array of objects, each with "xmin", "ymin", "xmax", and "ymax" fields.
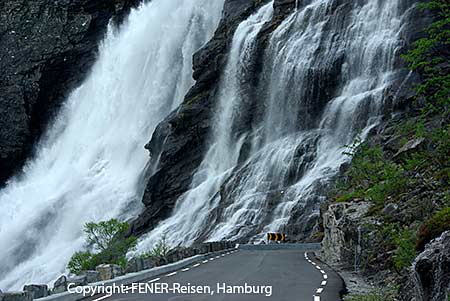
[
  {"xmin": 132, "ymin": 0, "xmax": 431, "ymax": 241},
  {"xmin": 409, "ymin": 231, "xmax": 450, "ymax": 301},
  {"xmin": 130, "ymin": 0, "xmax": 272, "ymax": 236},
  {"xmin": 0, "ymin": 0, "xmax": 139, "ymax": 185}
]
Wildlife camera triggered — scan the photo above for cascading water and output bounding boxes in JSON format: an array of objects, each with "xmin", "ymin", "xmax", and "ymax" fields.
[
  {"xmin": 139, "ymin": 0, "xmax": 414, "ymax": 248},
  {"xmin": 137, "ymin": 1, "xmax": 275, "ymax": 249},
  {"xmin": 0, "ymin": 0, "xmax": 224, "ymax": 290}
]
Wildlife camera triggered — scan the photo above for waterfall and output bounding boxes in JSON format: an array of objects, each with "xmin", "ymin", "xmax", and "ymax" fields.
[
  {"xmin": 137, "ymin": 1, "xmax": 275, "ymax": 249},
  {"xmin": 139, "ymin": 0, "xmax": 413, "ymax": 247},
  {"xmin": 0, "ymin": 0, "xmax": 224, "ymax": 290}
]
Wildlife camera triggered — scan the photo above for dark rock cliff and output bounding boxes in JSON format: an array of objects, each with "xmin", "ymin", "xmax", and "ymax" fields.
[
  {"xmin": 409, "ymin": 231, "xmax": 450, "ymax": 301},
  {"xmin": 130, "ymin": 0, "xmax": 299, "ymax": 237},
  {"xmin": 0, "ymin": 0, "xmax": 140, "ymax": 185},
  {"xmin": 131, "ymin": 0, "xmax": 433, "ymax": 242}
]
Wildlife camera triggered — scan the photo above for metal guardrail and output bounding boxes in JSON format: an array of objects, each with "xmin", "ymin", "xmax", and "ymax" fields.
[{"xmin": 238, "ymin": 243, "xmax": 321, "ymax": 251}]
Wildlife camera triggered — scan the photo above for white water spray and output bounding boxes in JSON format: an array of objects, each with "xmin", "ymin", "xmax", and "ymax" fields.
[
  {"xmin": 140, "ymin": 0, "xmax": 414, "ymax": 246},
  {"xmin": 0, "ymin": 0, "xmax": 223, "ymax": 290},
  {"xmin": 137, "ymin": 1, "xmax": 275, "ymax": 249}
]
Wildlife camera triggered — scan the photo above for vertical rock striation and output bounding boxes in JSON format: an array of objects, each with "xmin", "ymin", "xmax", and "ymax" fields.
[
  {"xmin": 130, "ymin": 0, "xmax": 286, "ymax": 236},
  {"xmin": 133, "ymin": 0, "xmax": 432, "ymax": 245}
]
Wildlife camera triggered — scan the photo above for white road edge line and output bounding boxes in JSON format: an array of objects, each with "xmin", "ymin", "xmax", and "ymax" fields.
[
  {"xmin": 148, "ymin": 278, "xmax": 160, "ymax": 283},
  {"xmin": 92, "ymin": 294, "xmax": 112, "ymax": 301},
  {"xmin": 165, "ymin": 272, "xmax": 177, "ymax": 277},
  {"xmin": 305, "ymin": 252, "xmax": 328, "ymax": 301}
]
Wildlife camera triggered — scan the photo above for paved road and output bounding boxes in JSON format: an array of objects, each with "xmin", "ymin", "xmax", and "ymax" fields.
[{"xmin": 85, "ymin": 248, "xmax": 344, "ymax": 301}]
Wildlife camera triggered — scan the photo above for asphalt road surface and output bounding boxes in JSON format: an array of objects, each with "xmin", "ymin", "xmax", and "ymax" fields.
[{"xmin": 85, "ymin": 248, "xmax": 344, "ymax": 301}]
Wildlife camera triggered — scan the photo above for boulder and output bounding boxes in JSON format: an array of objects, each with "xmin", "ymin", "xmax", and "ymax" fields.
[
  {"xmin": 52, "ymin": 275, "xmax": 68, "ymax": 294},
  {"xmin": 381, "ymin": 203, "xmax": 398, "ymax": 216},
  {"xmin": 23, "ymin": 284, "xmax": 48, "ymax": 299},
  {"xmin": 79, "ymin": 270, "xmax": 101, "ymax": 284},
  {"xmin": 394, "ymin": 137, "xmax": 425, "ymax": 158},
  {"xmin": 0, "ymin": 292, "xmax": 32, "ymax": 301},
  {"xmin": 184, "ymin": 247, "xmax": 196, "ymax": 258},
  {"xmin": 142, "ymin": 257, "xmax": 156, "ymax": 270},
  {"xmin": 125, "ymin": 258, "xmax": 145, "ymax": 273},
  {"xmin": 166, "ymin": 247, "xmax": 196, "ymax": 264},
  {"xmin": 67, "ymin": 275, "xmax": 87, "ymax": 287},
  {"xmin": 198, "ymin": 244, "xmax": 209, "ymax": 254},
  {"xmin": 96, "ymin": 264, "xmax": 123, "ymax": 281}
]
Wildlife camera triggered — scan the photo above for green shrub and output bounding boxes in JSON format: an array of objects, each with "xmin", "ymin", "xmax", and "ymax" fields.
[
  {"xmin": 140, "ymin": 234, "xmax": 170, "ymax": 260},
  {"xmin": 335, "ymin": 190, "xmax": 364, "ymax": 203},
  {"xmin": 417, "ymin": 207, "xmax": 450, "ymax": 251},
  {"xmin": 334, "ymin": 141, "xmax": 406, "ymax": 211},
  {"xmin": 84, "ymin": 219, "xmax": 136, "ymax": 254},
  {"xmin": 68, "ymin": 219, "xmax": 137, "ymax": 274},
  {"xmin": 392, "ymin": 229, "xmax": 417, "ymax": 272},
  {"xmin": 67, "ymin": 251, "xmax": 95, "ymax": 275},
  {"xmin": 402, "ymin": 0, "xmax": 450, "ymax": 113}
]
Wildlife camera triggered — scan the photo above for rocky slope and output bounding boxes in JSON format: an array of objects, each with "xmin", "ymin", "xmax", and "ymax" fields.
[
  {"xmin": 0, "ymin": 0, "xmax": 139, "ymax": 185},
  {"xmin": 319, "ymin": 0, "xmax": 450, "ymax": 296},
  {"xmin": 320, "ymin": 102, "xmax": 449, "ymax": 300}
]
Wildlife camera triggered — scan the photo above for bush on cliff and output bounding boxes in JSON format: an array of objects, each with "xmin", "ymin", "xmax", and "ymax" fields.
[
  {"xmin": 416, "ymin": 207, "xmax": 450, "ymax": 251},
  {"xmin": 140, "ymin": 234, "xmax": 170, "ymax": 262},
  {"xmin": 402, "ymin": 0, "xmax": 450, "ymax": 113},
  {"xmin": 68, "ymin": 219, "xmax": 137, "ymax": 275},
  {"xmin": 392, "ymin": 228, "xmax": 417, "ymax": 272},
  {"xmin": 334, "ymin": 141, "xmax": 406, "ymax": 211}
]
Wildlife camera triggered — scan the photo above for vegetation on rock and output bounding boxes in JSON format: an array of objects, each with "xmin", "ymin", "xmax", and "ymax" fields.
[
  {"xmin": 329, "ymin": 0, "xmax": 449, "ymax": 297},
  {"xmin": 67, "ymin": 219, "xmax": 137, "ymax": 275},
  {"xmin": 402, "ymin": 0, "xmax": 450, "ymax": 113},
  {"xmin": 417, "ymin": 207, "xmax": 450, "ymax": 251},
  {"xmin": 139, "ymin": 234, "xmax": 170, "ymax": 262}
]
